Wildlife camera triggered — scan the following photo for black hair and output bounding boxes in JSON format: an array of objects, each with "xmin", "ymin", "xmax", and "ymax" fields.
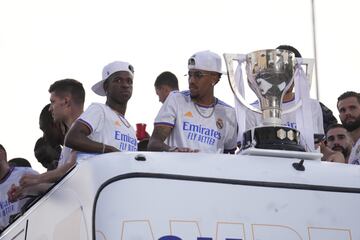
[
  {"xmin": 154, "ymin": 71, "xmax": 179, "ymax": 90},
  {"xmin": 48, "ymin": 79, "xmax": 85, "ymax": 105},
  {"xmin": 8, "ymin": 158, "xmax": 32, "ymax": 168},
  {"xmin": 34, "ymin": 137, "xmax": 61, "ymax": 170},
  {"xmin": 276, "ymin": 45, "xmax": 302, "ymax": 58},
  {"xmin": 326, "ymin": 123, "xmax": 346, "ymax": 134},
  {"xmin": 39, "ymin": 104, "xmax": 53, "ymax": 129},
  {"xmin": 337, "ymin": 91, "xmax": 360, "ymax": 105}
]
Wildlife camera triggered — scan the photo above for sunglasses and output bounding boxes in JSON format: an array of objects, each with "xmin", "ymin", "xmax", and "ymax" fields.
[{"xmin": 187, "ymin": 71, "xmax": 213, "ymax": 79}]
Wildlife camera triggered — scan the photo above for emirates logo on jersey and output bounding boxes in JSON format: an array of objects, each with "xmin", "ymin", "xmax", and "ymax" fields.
[{"xmin": 216, "ymin": 118, "xmax": 224, "ymax": 129}]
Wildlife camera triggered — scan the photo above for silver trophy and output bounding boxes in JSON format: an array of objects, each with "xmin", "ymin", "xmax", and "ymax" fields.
[{"xmin": 224, "ymin": 49, "xmax": 312, "ymax": 151}]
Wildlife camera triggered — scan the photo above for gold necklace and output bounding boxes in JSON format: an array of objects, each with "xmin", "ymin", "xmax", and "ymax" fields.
[
  {"xmin": 193, "ymin": 101, "xmax": 216, "ymax": 118},
  {"xmin": 111, "ymin": 107, "xmax": 131, "ymax": 128},
  {"xmin": 118, "ymin": 114, "xmax": 131, "ymax": 128}
]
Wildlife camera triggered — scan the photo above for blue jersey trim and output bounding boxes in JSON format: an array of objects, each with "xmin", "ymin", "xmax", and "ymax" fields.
[
  {"xmin": 154, "ymin": 122, "xmax": 175, "ymax": 127},
  {"xmin": 78, "ymin": 118, "xmax": 94, "ymax": 133}
]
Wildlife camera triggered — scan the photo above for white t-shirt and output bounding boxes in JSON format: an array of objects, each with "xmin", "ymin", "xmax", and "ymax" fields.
[
  {"xmin": 348, "ymin": 138, "xmax": 360, "ymax": 165},
  {"xmin": 78, "ymin": 103, "xmax": 137, "ymax": 152},
  {"xmin": 0, "ymin": 167, "xmax": 38, "ymax": 230},
  {"xmin": 238, "ymin": 98, "xmax": 324, "ymax": 145},
  {"xmin": 154, "ymin": 91, "xmax": 237, "ymax": 153}
]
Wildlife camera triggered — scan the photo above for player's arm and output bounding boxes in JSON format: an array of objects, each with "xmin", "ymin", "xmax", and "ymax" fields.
[
  {"xmin": 147, "ymin": 125, "xmax": 173, "ymax": 152},
  {"xmin": 65, "ymin": 120, "xmax": 118, "ymax": 153}
]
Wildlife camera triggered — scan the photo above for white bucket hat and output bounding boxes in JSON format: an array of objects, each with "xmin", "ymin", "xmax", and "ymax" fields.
[
  {"xmin": 188, "ymin": 50, "xmax": 223, "ymax": 74},
  {"xmin": 92, "ymin": 61, "xmax": 134, "ymax": 96}
]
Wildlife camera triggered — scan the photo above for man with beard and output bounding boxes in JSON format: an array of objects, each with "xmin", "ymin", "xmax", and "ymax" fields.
[
  {"xmin": 337, "ymin": 91, "xmax": 360, "ymax": 164},
  {"xmin": 65, "ymin": 61, "xmax": 138, "ymax": 155},
  {"xmin": 148, "ymin": 50, "xmax": 237, "ymax": 153},
  {"xmin": 325, "ymin": 124, "xmax": 353, "ymax": 163}
]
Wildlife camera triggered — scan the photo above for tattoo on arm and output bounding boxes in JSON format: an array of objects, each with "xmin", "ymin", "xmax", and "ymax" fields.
[{"xmin": 148, "ymin": 125, "xmax": 172, "ymax": 151}]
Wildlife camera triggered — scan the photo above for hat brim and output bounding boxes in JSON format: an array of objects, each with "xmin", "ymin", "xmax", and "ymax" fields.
[{"xmin": 91, "ymin": 79, "xmax": 106, "ymax": 96}]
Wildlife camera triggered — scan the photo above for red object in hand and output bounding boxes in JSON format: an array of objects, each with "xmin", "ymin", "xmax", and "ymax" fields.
[{"xmin": 136, "ymin": 123, "xmax": 149, "ymax": 141}]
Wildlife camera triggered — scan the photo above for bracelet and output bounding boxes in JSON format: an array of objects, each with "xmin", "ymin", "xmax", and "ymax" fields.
[{"xmin": 102, "ymin": 143, "xmax": 106, "ymax": 153}]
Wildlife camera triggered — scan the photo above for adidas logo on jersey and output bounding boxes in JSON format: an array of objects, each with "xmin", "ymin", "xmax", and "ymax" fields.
[{"xmin": 184, "ymin": 111, "xmax": 193, "ymax": 118}]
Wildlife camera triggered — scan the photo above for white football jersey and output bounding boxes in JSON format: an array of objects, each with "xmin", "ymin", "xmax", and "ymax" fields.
[
  {"xmin": 348, "ymin": 138, "xmax": 360, "ymax": 165},
  {"xmin": 155, "ymin": 91, "xmax": 237, "ymax": 153},
  {"xmin": 78, "ymin": 103, "xmax": 137, "ymax": 152},
  {"xmin": 0, "ymin": 167, "xmax": 38, "ymax": 230}
]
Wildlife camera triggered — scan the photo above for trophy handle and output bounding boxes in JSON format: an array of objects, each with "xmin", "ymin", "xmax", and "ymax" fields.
[
  {"xmin": 301, "ymin": 58, "xmax": 315, "ymax": 88},
  {"xmin": 282, "ymin": 58, "xmax": 314, "ymax": 114},
  {"xmin": 223, "ymin": 53, "xmax": 262, "ymax": 114}
]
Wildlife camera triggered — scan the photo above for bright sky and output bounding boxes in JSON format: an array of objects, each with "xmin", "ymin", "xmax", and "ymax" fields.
[{"xmin": 0, "ymin": 0, "xmax": 359, "ymax": 173}]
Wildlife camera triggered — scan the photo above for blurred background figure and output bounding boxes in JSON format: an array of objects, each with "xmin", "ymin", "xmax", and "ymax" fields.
[
  {"xmin": 39, "ymin": 103, "xmax": 65, "ymax": 147},
  {"xmin": 154, "ymin": 71, "xmax": 179, "ymax": 103},
  {"xmin": 34, "ymin": 137, "xmax": 61, "ymax": 171},
  {"xmin": 37, "ymin": 104, "xmax": 65, "ymax": 171}
]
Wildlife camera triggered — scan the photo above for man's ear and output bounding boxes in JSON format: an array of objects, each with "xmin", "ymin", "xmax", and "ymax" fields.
[{"xmin": 63, "ymin": 96, "xmax": 71, "ymax": 107}]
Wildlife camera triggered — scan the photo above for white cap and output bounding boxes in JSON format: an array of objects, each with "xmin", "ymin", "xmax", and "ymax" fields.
[
  {"xmin": 188, "ymin": 50, "xmax": 222, "ymax": 74},
  {"xmin": 92, "ymin": 61, "xmax": 134, "ymax": 96}
]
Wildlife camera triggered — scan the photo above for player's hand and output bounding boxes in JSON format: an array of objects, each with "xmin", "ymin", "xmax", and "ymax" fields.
[
  {"xmin": 7, "ymin": 184, "xmax": 23, "ymax": 203},
  {"xmin": 19, "ymin": 174, "xmax": 40, "ymax": 188},
  {"xmin": 105, "ymin": 145, "xmax": 120, "ymax": 153},
  {"xmin": 320, "ymin": 142, "xmax": 345, "ymax": 163}
]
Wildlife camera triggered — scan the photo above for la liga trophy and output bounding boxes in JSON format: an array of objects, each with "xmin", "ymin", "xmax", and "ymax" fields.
[{"xmin": 224, "ymin": 49, "xmax": 311, "ymax": 153}]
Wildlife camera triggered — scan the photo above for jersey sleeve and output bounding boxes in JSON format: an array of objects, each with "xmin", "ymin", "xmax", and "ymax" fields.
[
  {"xmin": 154, "ymin": 93, "xmax": 178, "ymax": 127},
  {"xmin": 77, "ymin": 103, "xmax": 105, "ymax": 133}
]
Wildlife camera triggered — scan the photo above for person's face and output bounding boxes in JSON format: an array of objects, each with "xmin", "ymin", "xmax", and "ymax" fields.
[
  {"xmin": 188, "ymin": 70, "xmax": 216, "ymax": 100},
  {"xmin": 49, "ymin": 92, "xmax": 68, "ymax": 123},
  {"xmin": 155, "ymin": 86, "xmax": 170, "ymax": 103},
  {"xmin": 338, "ymin": 96, "xmax": 360, "ymax": 131},
  {"xmin": 105, "ymin": 71, "xmax": 133, "ymax": 104},
  {"xmin": 326, "ymin": 127, "xmax": 353, "ymax": 158}
]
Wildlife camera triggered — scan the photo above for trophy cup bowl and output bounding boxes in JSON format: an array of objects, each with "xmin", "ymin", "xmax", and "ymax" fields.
[{"xmin": 224, "ymin": 49, "xmax": 305, "ymax": 152}]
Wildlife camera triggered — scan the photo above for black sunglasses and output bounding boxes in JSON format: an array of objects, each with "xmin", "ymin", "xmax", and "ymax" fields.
[{"xmin": 187, "ymin": 71, "xmax": 213, "ymax": 79}]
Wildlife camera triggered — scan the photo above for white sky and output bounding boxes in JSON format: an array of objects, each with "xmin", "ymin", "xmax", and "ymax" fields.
[{"xmin": 0, "ymin": 0, "xmax": 359, "ymax": 173}]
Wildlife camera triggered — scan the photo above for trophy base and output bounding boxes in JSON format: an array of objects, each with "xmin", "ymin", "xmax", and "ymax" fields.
[{"xmin": 242, "ymin": 126, "xmax": 305, "ymax": 152}]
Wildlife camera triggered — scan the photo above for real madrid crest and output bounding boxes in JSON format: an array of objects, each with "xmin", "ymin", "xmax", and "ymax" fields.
[{"xmin": 216, "ymin": 118, "xmax": 223, "ymax": 129}]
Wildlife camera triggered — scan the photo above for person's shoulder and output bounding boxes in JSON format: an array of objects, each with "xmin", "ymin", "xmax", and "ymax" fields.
[
  {"xmin": 82, "ymin": 102, "xmax": 107, "ymax": 114},
  {"xmin": 168, "ymin": 90, "xmax": 190, "ymax": 102},
  {"xmin": 87, "ymin": 102, "xmax": 106, "ymax": 109},
  {"xmin": 216, "ymin": 98, "xmax": 234, "ymax": 110},
  {"xmin": 13, "ymin": 167, "xmax": 38, "ymax": 175}
]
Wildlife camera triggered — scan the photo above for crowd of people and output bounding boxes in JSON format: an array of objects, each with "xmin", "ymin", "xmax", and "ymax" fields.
[{"xmin": 0, "ymin": 47, "xmax": 359, "ymax": 232}]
